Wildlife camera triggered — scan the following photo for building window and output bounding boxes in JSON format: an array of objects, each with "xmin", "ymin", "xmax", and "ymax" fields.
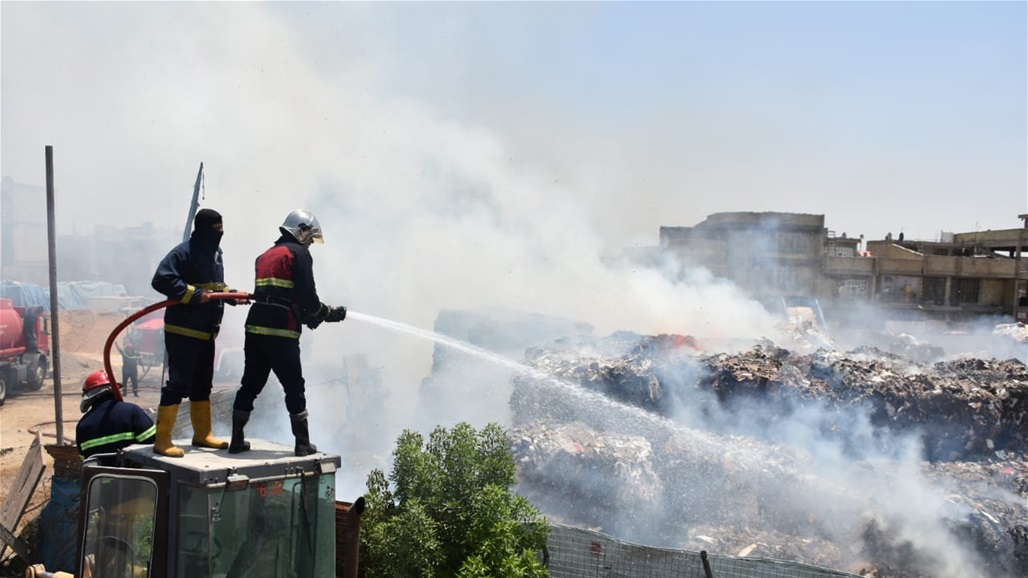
[
  {"xmin": 776, "ymin": 232, "xmax": 806, "ymax": 255},
  {"xmin": 825, "ymin": 243, "xmax": 855, "ymax": 257},
  {"xmin": 773, "ymin": 267, "xmax": 800, "ymax": 292},
  {"xmin": 922, "ymin": 278, "xmax": 946, "ymax": 306},
  {"xmin": 954, "ymin": 278, "xmax": 980, "ymax": 305},
  {"xmin": 838, "ymin": 279, "xmax": 868, "ymax": 296}
]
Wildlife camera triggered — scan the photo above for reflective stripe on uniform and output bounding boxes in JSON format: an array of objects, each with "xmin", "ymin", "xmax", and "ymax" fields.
[
  {"xmin": 245, "ymin": 324, "xmax": 301, "ymax": 339},
  {"xmin": 136, "ymin": 424, "xmax": 157, "ymax": 442},
  {"xmin": 80, "ymin": 431, "xmax": 138, "ymax": 452},
  {"xmin": 165, "ymin": 324, "xmax": 215, "ymax": 340},
  {"xmin": 256, "ymin": 277, "xmax": 294, "ymax": 289},
  {"xmin": 181, "ymin": 284, "xmax": 197, "ymax": 304},
  {"xmin": 182, "ymin": 282, "xmax": 227, "ymax": 304}
]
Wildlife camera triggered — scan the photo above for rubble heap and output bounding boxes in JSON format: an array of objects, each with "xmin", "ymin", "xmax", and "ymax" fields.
[
  {"xmin": 516, "ymin": 341, "xmax": 1028, "ymax": 460},
  {"xmin": 702, "ymin": 346, "xmax": 1028, "ymax": 460},
  {"xmin": 509, "ymin": 336, "xmax": 1028, "ymax": 578}
]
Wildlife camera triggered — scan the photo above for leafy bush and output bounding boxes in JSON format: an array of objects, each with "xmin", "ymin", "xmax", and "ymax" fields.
[{"xmin": 360, "ymin": 422, "xmax": 549, "ymax": 578}]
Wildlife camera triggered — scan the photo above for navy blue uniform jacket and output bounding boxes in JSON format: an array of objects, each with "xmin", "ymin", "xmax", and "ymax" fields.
[
  {"xmin": 76, "ymin": 399, "xmax": 157, "ymax": 457},
  {"xmin": 152, "ymin": 233, "xmax": 227, "ymax": 340}
]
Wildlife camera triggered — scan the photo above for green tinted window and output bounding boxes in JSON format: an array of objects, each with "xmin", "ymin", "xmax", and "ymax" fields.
[
  {"xmin": 82, "ymin": 475, "xmax": 158, "ymax": 578},
  {"xmin": 176, "ymin": 473, "xmax": 336, "ymax": 578}
]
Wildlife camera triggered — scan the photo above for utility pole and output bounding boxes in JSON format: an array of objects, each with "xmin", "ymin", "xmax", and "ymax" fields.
[{"xmin": 45, "ymin": 145, "xmax": 65, "ymax": 444}]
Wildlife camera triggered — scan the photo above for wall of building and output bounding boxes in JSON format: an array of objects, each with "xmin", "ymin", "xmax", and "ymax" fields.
[
  {"xmin": 981, "ymin": 278, "xmax": 1007, "ymax": 307},
  {"xmin": 954, "ymin": 229, "xmax": 1026, "ymax": 246},
  {"xmin": 867, "ymin": 242, "xmax": 922, "ymax": 260},
  {"xmin": 922, "ymin": 255, "xmax": 1019, "ymax": 278},
  {"xmin": 701, "ymin": 211, "xmax": 825, "ymax": 229}
]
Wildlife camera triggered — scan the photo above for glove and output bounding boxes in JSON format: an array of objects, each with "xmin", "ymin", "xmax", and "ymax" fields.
[
  {"xmin": 306, "ymin": 317, "xmax": 324, "ymax": 330},
  {"xmin": 326, "ymin": 306, "xmax": 347, "ymax": 323}
]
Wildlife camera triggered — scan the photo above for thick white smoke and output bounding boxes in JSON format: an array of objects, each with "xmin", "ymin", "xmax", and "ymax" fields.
[{"xmin": 1, "ymin": 3, "xmax": 778, "ymax": 492}]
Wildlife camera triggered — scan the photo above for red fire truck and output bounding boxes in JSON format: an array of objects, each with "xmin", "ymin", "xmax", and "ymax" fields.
[{"xmin": 0, "ymin": 298, "xmax": 50, "ymax": 406}]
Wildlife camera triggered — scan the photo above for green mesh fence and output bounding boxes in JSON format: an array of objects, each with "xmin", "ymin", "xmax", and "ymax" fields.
[{"xmin": 546, "ymin": 524, "xmax": 862, "ymax": 578}]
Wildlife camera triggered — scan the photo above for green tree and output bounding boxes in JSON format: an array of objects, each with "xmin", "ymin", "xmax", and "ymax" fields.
[{"xmin": 360, "ymin": 422, "xmax": 549, "ymax": 578}]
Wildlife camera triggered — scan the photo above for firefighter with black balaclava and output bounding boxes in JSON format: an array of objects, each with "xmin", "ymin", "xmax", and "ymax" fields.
[
  {"xmin": 151, "ymin": 208, "xmax": 244, "ymax": 457},
  {"xmin": 76, "ymin": 370, "xmax": 156, "ymax": 459},
  {"xmin": 229, "ymin": 209, "xmax": 346, "ymax": 457}
]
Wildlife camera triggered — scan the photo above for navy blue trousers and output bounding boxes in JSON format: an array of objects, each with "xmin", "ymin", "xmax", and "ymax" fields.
[
  {"xmin": 160, "ymin": 332, "xmax": 215, "ymax": 406},
  {"xmin": 233, "ymin": 333, "xmax": 307, "ymax": 415}
]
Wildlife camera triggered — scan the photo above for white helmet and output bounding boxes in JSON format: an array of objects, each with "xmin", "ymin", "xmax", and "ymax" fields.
[{"xmin": 280, "ymin": 210, "xmax": 324, "ymax": 244}]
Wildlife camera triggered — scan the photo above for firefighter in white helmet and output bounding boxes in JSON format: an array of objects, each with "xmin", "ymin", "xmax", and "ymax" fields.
[{"xmin": 230, "ymin": 210, "xmax": 347, "ymax": 456}]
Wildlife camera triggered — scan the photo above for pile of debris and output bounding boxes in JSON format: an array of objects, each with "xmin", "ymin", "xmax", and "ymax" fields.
[
  {"xmin": 516, "ymin": 340, "xmax": 1028, "ymax": 460},
  {"xmin": 995, "ymin": 322, "xmax": 1028, "ymax": 344},
  {"xmin": 508, "ymin": 334, "xmax": 1028, "ymax": 578},
  {"xmin": 867, "ymin": 332, "xmax": 945, "ymax": 364}
]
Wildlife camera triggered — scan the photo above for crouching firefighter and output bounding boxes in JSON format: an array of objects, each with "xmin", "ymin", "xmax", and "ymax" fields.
[
  {"xmin": 151, "ymin": 208, "xmax": 246, "ymax": 457},
  {"xmin": 230, "ymin": 209, "xmax": 347, "ymax": 457},
  {"xmin": 76, "ymin": 370, "xmax": 157, "ymax": 460}
]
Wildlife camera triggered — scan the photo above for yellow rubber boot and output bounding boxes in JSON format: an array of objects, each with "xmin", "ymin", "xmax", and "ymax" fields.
[
  {"xmin": 190, "ymin": 400, "xmax": 229, "ymax": 449},
  {"xmin": 154, "ymin": 405, "xmax": 185, "ymax": 457}
]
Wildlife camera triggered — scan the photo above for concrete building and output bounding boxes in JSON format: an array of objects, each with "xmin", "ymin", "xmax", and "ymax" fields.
[
  {"xmin": 857, "ymin": 223, "xmax": 1028, "ymax": 322},
  {"xmin": 661, "ymin": 212, "xmax": 1028, "ymax": 324},
  {"xmin": 661, "ymin": 212, "xmax": 827, "ymax": 304}
]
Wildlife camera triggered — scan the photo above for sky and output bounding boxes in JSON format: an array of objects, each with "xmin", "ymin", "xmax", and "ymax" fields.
[{"xmin": 2, "ymin": 2, "xmax": 1025, "ymax": 248}]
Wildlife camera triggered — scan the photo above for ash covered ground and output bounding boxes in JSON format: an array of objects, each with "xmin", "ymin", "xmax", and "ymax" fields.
[{"xmin": 449, "ymin": 315, "xmax": 1028, "ymax": 578}]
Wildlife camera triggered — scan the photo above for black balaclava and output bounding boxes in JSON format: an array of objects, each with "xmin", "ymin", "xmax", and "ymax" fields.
[{"xmin": 194, "ymin": 208, "xmax": 223, "ymax": 247}]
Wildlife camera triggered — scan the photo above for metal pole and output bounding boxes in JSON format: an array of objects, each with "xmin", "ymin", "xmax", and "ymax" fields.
[
  {"xmin": 340, "ymin": 496, "xmax": 365, "ymax": 578},
  {"xmin": 182, "ymin": 162, "xmax": 203, "ymax": 243},
  {"xmin": 700, "ymin": 550, "xmax": 715, "ymax": 578},
  {"xmin": 45, "ymin": 145, "xmax": 65, "ymax": 445}
]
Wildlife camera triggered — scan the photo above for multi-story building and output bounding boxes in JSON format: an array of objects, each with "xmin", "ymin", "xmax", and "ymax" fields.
[
  {"xmin": 859, "ymin": 222, "xmax": 1027, "ymax": 322},
  {"xmin": 661, "ymin": 212, "xmax": 1028, "ymax": 323},
  {"xmin": 660, "ymin": 212, "xmax": 827, "ymax": 303}
]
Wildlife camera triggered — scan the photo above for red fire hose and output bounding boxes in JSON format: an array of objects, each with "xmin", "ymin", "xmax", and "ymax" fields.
[{"xmin": 102, "ymin": 292, "xmax": 251, "ymax": 400}]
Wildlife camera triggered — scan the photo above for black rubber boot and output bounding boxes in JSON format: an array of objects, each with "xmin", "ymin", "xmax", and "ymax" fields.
[
  {"xmin": 290, "ymin": 411, "xmax": 318, "ymax": 457},
  {"xmin": 228, "ymin": 410, "xmax": 251, "ymax": 454}
]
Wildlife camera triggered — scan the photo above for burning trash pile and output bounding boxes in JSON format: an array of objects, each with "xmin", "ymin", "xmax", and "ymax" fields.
[{"xmin": 508, "ymin": 334, "xmax": 1028, "ymax": 578}]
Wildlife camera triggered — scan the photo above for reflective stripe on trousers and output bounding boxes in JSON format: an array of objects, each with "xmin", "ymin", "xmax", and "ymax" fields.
[{"xmin": 245, "ymin": 324, "xmax": 301, "ymax": 339}]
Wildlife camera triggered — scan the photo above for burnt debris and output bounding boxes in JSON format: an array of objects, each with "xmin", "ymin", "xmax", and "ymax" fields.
[{"xmin": 509, "ymin": 332, "xmax": 1028, "ymax": 578}]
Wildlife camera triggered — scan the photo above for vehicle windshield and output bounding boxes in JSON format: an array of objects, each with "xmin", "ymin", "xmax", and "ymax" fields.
[{"xmin": 81, "ymin": 474, "xmax": 158, "ymax": 578}]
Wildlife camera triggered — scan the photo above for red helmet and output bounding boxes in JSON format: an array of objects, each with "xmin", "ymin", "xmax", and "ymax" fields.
[
  {"xmin": 83, "ymin": 369, "xmax": 112, "ymax": 393},
  {"xmin": 81, "ymin": 370, "xmax": 120, "ymax": 411}
]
